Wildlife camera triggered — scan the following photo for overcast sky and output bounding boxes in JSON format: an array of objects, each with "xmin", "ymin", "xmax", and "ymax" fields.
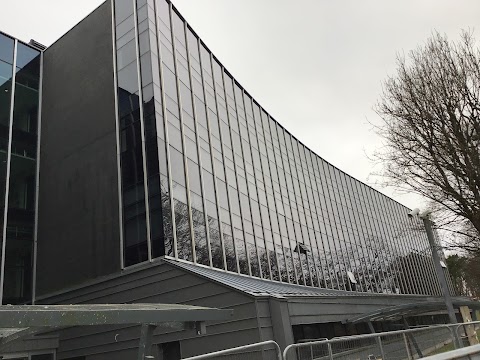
[{"xmin": 1, "ymin": 0, "xmax": 479, "ymax": 209}]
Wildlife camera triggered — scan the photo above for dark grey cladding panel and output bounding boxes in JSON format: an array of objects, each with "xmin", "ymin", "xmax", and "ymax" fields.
[
  {"xmin": 36, "ymin": 261, "xmax": 262, "ymax": 359},
  {"xmin": 0, "ymin": 335, "xmax": 58, "ymax": 354},
  {"xmin": 165, "ymin": 259, "xmax": 394, "ymax": 298},
  {"xmin": 37, "ymin": 0, "xmax": 120, "ymax": 296}
]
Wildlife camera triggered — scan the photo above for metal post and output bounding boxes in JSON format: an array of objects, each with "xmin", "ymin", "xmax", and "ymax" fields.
[
  {"xmin": 424, "ymin": 217, "xmax": 463, "ymax": 349},
  {"xmin": 424, "ymin": 218, "xmax": 456, "ymax": 323},
  {"xmin": 403, "ymin": 333, "xmax": 412, "ymax": 360},
  {"xmin": 367, "ymin": 321, "xmax": 385, "ymax": 359},
  {"xmin": 453, "ymin": 324, "xmax": 464, "ymax": 349},
  {"xmin": 138, "ymin": 324, "xmax": 157, "ymax": 360},
  {"xmin": 327, "ymin": 342, "xmax": 334, "ymax": 360},
  {"xmin": 377, "ymin": 337, "xmax": 386, "ymax": 360},
  {"xmin": 403, "ymin": 317, "xmax": 423, "ymax": 357}
]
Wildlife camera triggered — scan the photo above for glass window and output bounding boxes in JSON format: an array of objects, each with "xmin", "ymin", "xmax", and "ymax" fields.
[
  {"xmin": 167, "ymin": 122, "xmax": 182, "ymax": 150},
  {"xmin": 212, "ymin": 58, "xmax": 223, "ymax": 86},
  {"xmin": 162, "ymin": 66, "xmax": 178, "ymax": 101},
  {"xmin": 0, "ymin": 34, "xmax": 14, "ymax": 66},
  {"xmin": 2, "ymin": 42, "xmax": 41, "ymax": 304},
  {"xmin": 117, "ymin": 39, "xmax": 137, "ymax": 70},
  {"xmin": 14, "ymin": 45, "xmax": 40, "ymax": 91},
  {"xmin": 0, "ymin": 60, "xmax": 12, "ymax": 88},
  {"xmin": 187, "ymin": 27, "xmax": 199, "ymax": 59},
  {"xmin": 118, "ymin": 61, "xmax": 140, "ymax": 95},
  {"xmin": 187, "ymin": 159, "xmax": 202, "ymax": 195},
  {"xmin": 115, "ymin": 0, "xmax": 134, "ymax": 24},
  {"xmin": 157, "ymin": 0, "xmax": 170, "ymax": 28},
  {"xmin": 200, "ymin": 44, "xmax": 211, "ymax": 74},
  {"xmin": 202, "ymin": 170, "xmax": 216, "ymax": 202},
  {"xmin": 180, "ymin": 82, "xmax": 193, "ymax": 115},
  {"xmin": 170, "ymin": 146, "xmax": 186, "ymax": 187},
  {"xmin": 172, "ymin": 10, "xmax": 186, "ymax": 44}
]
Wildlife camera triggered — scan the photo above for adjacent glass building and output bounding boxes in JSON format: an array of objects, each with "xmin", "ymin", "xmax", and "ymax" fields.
[
  {"xmin": 112, "ymin": 0, "xmax": 453, "ymax": 296},
  {"xmin": 0, "ymin": 32, "xmax": 41, "ymax": 304}
]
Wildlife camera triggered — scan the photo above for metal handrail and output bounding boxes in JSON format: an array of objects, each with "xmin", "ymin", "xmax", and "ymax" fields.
[
  {"xmin": 421, "ymin": 343, "xmax": 480, "ymax": 359},
  {"xmin": 284, "ymin": 322, "xmax": 462, "ymax": 360},
  {"xmin": 298, "ymin": 338, "xmax": 328, "ymax": 343},
  {"xmin": 181, "ymin": 340, "xmax": 282, "ymax": 360},
  {"xmin": 179, "ymin": 320, "xmax": 480, "ymax": 360}
]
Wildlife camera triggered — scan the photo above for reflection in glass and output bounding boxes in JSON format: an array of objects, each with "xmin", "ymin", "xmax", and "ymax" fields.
[
  {"xmin": 3, "ymin": 42, "xmax": 40, "ymax": 304},
  {"xmin": 109, "ymin": 0, "xmax": 452, "ymax": 296}
]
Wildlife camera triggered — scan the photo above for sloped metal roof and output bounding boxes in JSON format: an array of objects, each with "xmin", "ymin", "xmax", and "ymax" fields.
[{"xmin": 166, "ymin": 259, "xmax": 389, "ymax": 298}]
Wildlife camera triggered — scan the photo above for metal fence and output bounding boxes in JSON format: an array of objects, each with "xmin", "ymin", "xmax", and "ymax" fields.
[
  {"xmin": 181, "ymin": 321, "xmax": 480, "ymax": 360},
  {"xmin": 284, "ymin": 325, "xmax": 458, "ymax": 360},
  {"xmin": 422, "ymin": 343, "xmax": 480, "ymax": 359},
  {"xmin": 456, "ymin": 321, "xmax": 480, "ymax": 349},
  {"xmin": 284, "ymin": 322, "xmax": 480, "ymax": 360},
  {"xmin": 181, "ymin": 340, "xmax": 282, "ymax": 360}
]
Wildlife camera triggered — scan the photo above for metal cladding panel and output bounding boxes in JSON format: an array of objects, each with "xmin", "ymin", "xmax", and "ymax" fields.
[
  {"xmin": 35, "ymin": 261, "xmax": 261, "ymax": 359},
  {"xmin": 36, "ymin": 0, "xmax": 121, "ymax": 296}
]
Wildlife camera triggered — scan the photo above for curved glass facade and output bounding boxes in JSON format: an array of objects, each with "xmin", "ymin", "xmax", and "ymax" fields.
[
  {"xmin": 0, "ymin": 32, "xmax": 41, "ymax": 304},
  {"xmin": 112, "ymin": 0, "xmax": 454, "ymax": 296}
]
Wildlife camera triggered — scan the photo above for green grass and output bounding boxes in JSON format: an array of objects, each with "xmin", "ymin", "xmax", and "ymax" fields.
[
  {"xmin": 429, "ymin": 327, "xmax": 480, "ymax": 355},
  {"xmin": 428, "ymin": 342, "xmax": 455, "ymax": 355}
]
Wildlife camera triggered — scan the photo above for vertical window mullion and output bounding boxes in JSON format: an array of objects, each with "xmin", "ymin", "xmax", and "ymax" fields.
[
  {"xmin": 184, "ymin": 25, "xmax": 213, "ymax": 268},
  {"xmin": 111, "ymin": 0, "xmax": 126, "ymax": 270},
  {"xmin": 152, "ymin": 0, "xmax": 177, "ymax": 260},
  {"xmin": 260, "ymin": 114, "xmax": 290, "ymax": 283},
  {"xmin": 133, "ymin": 0, "xmax": 153, "ymax": 260},
  {"xmin": 221, "ymin": 73, "xmax": 248, "ymax": 276},
  {"xmin": 169, "ymin": 4, "xmax": 195, "ymax": 262},
  {"xmin": 238, "ymin": 89, "xmax": 264, "ymax": 278},
  {"xmin": 196, "ymin": 46, "xmax": 228, "ymax": 270},
  {"xmin": 0, "ymin": 39, "xmax": 17, "ymax": 304},
  {"xmin": 248, "ymin": 99, "xmax": 273, "ymax": 280},
  {"xmin": 32, "ymin": 50, "xmax": 44, "ymax": 304}
]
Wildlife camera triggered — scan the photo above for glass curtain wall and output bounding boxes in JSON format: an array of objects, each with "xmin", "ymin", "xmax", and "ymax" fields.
[
  {"xmin": 112, "ymin": 0, "xmax": 452, "ymax": 296},
  {"xmin": 113, "ymin": 0, "xmax": 175, "ymax": 267},
  {"xmin": 0, "ymin": 33, "xmax": 41, "ymax": 304}
]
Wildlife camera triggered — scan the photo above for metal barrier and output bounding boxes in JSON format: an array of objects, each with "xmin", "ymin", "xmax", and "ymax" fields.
[
  {"xmin": 455, "ymin": 321, "xmax": 480, "ymax": 348},
  {"xmin": 421, "ymin": 343, "xmax": 480, "ymax": 359},
  {"xmin": 284, "ymin": 324, "xmax": 460, "ymax": 360},
  {"xmin": 180, "ymin": 321, "xmax": 480, "ymax": 360},
  {"xmin": 181, "ymin": 340, "xmax": 282, "ymax": 360}
]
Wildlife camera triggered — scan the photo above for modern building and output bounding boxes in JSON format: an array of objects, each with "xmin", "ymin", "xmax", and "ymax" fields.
[{"xmin": 0, "ymin": 0, "xmax": 474, "ymax": 359}]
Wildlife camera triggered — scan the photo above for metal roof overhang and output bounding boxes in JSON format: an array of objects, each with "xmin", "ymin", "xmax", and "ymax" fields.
[
  {"xmin": 0, "ymin": 303, "xmax": 233, "ymax": 356},
  {"xmin": 345, "ymin": 299, "xmax": 480, "ymax": 324}
]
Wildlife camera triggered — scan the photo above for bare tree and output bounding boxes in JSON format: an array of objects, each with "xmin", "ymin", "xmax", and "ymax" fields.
[{"xmin": 374, "ymin": 31, "xmax": 480, "ymax": 251}]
